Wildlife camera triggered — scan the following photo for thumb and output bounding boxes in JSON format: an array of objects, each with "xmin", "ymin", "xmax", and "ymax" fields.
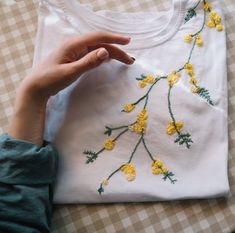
[{"xmin": 72, "ymin": 48, "xmax": 109, "ymax": 76}]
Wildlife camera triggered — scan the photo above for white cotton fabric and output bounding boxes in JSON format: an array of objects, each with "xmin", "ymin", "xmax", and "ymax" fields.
[{"xmin": 34, "ymin": 0, "xmax": 229, "ymax": 203}]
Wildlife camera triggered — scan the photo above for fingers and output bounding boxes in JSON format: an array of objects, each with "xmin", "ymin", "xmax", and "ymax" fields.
[
  {"xmin": 70, "ymin": 31, "xmax": 131, "ymax": 49},
  {"xmin": 68, "ymin": 48, "xmax": 110, "ymax": 79},
  {"xmin": 88, "ymin": 44, "xmax": 135, "ymax": 65}
]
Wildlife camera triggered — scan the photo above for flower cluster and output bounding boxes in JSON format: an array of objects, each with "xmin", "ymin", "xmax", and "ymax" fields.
[
  {"xmin": 166, "ymin": 121, "xmax": 184, "ymax": 135},
  {"xmin": 183, "ymin": 33, "xmax": 203, "ymax": 47},
  {"xmin": 152, "ymin": 159, "xmax": 169, "ymax": 175},
  {"xmin": 207, "ymin": 11, "xmax": 223, "ymax": 31},
  {"xmin": 184, "ymin": 62, "xmax": 200, "ymax": 93},
  {"xmin": 104, "ymin": 138, "xmax": 115, "ymax": 150},
  {"xmin": 121, "ymin": 163, "xmax": 136, "ymax": 181},
  {"xmin": 167, "ymin": 71, "xmax": 180, "ymax": 87},
  {"xmin": 128, "ymin": 108, "xmax": 148, "ymax": 134},
  {"xmin": 138, "ymin": 75, "xmax": 155, "ymax": 88}
]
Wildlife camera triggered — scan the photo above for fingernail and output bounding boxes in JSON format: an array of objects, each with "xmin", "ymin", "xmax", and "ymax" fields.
[
  {"xmin": 131, "ymin": 56, "xmax": 135, "ymax": 61},
  {"xmin": 97, "ymin": 48, "xmax": 109, "ymax": 60}
]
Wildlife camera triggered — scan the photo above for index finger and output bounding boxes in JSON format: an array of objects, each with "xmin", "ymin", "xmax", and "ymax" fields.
[{"xmin": 71, "ymin": 31, "xmax": 131, "ymax": 48}]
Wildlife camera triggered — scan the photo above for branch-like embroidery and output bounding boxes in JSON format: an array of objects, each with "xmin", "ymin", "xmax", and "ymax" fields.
[{"xmin": 83, "ymin": 0, "xmax": 223, "ymax": 194}]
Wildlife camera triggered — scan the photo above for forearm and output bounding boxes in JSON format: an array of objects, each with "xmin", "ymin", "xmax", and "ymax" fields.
[{"xmin": 9, "ymin": 84, "xmax": 47, "ymax": 146}]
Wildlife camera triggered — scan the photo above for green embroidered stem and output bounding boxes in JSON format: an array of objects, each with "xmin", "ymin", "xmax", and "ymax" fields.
[
  {"xmin": 187, "ymin": 37, "xmax": 197, "ymax": 64},
  {"xmin": 141, "ymin": 136, "xmax": 154, "ymax": 161},
  {"xmin": 98, "ymin": 135, "xmax": 143, "ymax": 194},
  {"xmin": 167, "ymin": 86, "xmax": 193, "ymax": 149},
  {"xmin": 132, "ymin": 77, "xmax": 165, "ymax": 106},
  {"xmin": 192, "ymin": 6, "xmax": 206, "ymax": 36},
  {"xmin": 128, "ymin": 135, "xmax": 143, "ymax": 163},
  {"xmin": 162, "ymin": 171, "xmax": 177, "ymax": 184},
  {"xmin": 85, "ymin": 128, "xmax": 128, "ymax": 164},
  {"xmin": 184, "ymin": 0, "xmax": 201, "ymax": 23},
  {"xmin": 167, "ymin": 86, "xmax": 180, "ymax": 135}
]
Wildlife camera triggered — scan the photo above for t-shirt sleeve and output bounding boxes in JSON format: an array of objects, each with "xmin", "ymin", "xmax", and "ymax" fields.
[{"xmin": 0, "ymin": 134, "xmax": 59, "ymax": 233}]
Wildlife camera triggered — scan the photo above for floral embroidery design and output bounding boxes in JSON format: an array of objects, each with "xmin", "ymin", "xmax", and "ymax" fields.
[{"xmin": 83, "ymin": 0, "xmax": 223, "ymax": 194}]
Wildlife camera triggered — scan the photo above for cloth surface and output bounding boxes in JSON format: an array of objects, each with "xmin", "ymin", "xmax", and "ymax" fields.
[
  {"xmin": 0, "ymin": 134, "xmax": 59, "ymax": 233},
  {"xmin": 34, "ymin": 0, "xmax": 229, "ymax": 203},
  {"xmin": 1, "ymin": 0, "xmax": 235, "ymax": 232}
]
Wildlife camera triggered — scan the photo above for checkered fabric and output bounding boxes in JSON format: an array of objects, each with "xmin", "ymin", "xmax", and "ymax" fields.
[{"xmin": 0, "ymin": 0, "xmax": 235, "ymax": 232}]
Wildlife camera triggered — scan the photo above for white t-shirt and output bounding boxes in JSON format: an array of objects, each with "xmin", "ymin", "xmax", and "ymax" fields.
[{"xmin": 34, "ymin": 0, "xmax": 229, "ymax": 203}]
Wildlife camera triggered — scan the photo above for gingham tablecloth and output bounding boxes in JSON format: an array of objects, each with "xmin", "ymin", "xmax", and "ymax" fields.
[{"xmin": 0, "ymin": 1, "xmax": 235, "ymax": 232}]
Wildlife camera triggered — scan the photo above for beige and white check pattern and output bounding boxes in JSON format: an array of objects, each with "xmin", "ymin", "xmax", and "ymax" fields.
[{"xmin": 0, "ymin": 0, "xmax": 235, "ymax": 232}]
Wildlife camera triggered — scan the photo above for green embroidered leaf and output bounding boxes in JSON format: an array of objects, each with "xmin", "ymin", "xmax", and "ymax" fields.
[
  {"xmin": 83, "ymin": 150, "xmax": 98, "ymax": 164},
  {"xmin": 163, "ymin": 171, "xmax": 177, "ymax": 184},
  {"xmin": 184, "ymin": 8, "xmax": 196, "ymax": 23},
  {"xmin": 98, "ymin": 186, "xmax": 104, "ymax": 195},
  {"xmin": 197, "ymin": 87, "xmax": 214, "ymax": 106},
  {"xmin": 104, "ymin": 126, "xmax": 112, "ymax": 136},
  {"xmin": 174, "ymin": 133, "xmax": 193, "ymax": 149},
  {"xmin": 136, "ymin": 74, "xmax": 146, "ymax": 81}
]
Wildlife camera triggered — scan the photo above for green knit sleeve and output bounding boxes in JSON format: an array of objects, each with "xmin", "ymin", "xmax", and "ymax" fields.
[{"xmin": 0, "ymin": 134, "xmax": 59, "ymax": 233}]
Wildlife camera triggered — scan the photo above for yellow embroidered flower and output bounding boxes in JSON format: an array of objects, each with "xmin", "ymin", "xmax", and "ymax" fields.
[
  {"xmin": 214, "ymin": 15, "xmax": 221, "ymax": 24},
  {"xmin": 101, "ymin": 178, "xmax": 109, "ymax": 186},
  {"xmin": 203, "ymin": 1, "xmax": 211, "ymax": 12},
  {"xmin": 166, "ymin": 121, "xmax": 183, "ymax": 135},
  {"xmin": 151, "ymin": 160, "xmax": 168, "ymax": 175},
  {"xmin": 183, "ymin": 34, "xmax": 193, "ymax": 43},
  {"xmin": 167, "ymin": 71, "xmax": 180, "ymax": 87},
  {"xmin": 195, "ymin": 34, "xmax": 203, "ymax": 47},
  {"xmin": 137, "ymin": 109, "xmax": 148, "ymax": 121},
  {"xmin": 139, "ymin": 80, "xmax": 147, "ymax": 88},
  {"xmin": 123, "ymin": 103, "xmax": 135, "ymax": 113},
  {"xmin": 184, "ymin": 63, "xmax": 194, "ymax": 76},
  {"xmin": 121, "ymin": 163, "xmax": 136, "ymax": 181},
  {"xmin": 104, "ymin": 138, "xmax": 115, "ymax": 150},
  {"xmin": 189, "ymin": 76, "xmax": 198, "ymax": 85},
  {"xmin": 207, "ymin": 20, "xmax": 215, "ymax": 28},
  {"xmin": 209, "ymin": 11, "xmax": 217, "ymax": 20},
  {"xmin": 145, "ymin": 75, "xmax": 155, "ymax": 84},
  {"xmin": 190, "ymin": 85, "xmax": 200, "ymax": 93},
  {"xmin": 216, "ymin": 24, "xmax": 223, "ymax": 32},
  {"xmin": 129, "ymin": 109, "xmax": 148, "ymax": 134}
]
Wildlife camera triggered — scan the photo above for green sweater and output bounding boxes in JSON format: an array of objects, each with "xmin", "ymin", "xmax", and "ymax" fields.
[{"xmin": 0, "ymin": 134, "xmax": 58, "ymax": 233}]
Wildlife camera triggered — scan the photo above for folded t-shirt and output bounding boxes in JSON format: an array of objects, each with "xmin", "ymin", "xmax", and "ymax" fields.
[{"xmin": 34, "ymin": 0, "xmax": 229, "ymax": 203}]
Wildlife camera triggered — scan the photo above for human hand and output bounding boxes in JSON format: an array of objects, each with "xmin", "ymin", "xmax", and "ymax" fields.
[{"xmin": 9, "ymin": 31, "xmax": 134, "ymax": 145}]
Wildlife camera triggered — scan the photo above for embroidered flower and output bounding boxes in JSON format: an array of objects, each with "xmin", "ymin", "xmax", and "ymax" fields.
[
  {"xmin": 195, "ymin": 34, "xmax": 203, "ymax": 47},
  {"xmin": 190, "ymin": 86, "xmax": 200, "ymax": 93},
  {"xmin": 183, "ymin": 34, "xmax": 193, "ymax": 43},
  {"xmin": 101, "ymin": 178, "xmax": 109, "ymax": 186},
  {"xmin": 216, "ymin": 24, "xmax": 223, "ymax": 32},
  {"xmin": 139, "ymin": 80, "xmax": 147, "ymax": 88},
  {"xmin": 129, "ymin": 109, "xmax": 148, "ymax": 134},
  {"xmin": 207, "ymin": 20, "xmax": 215, "ymax": 28},
  {"xmin": 123, "ymin": 103, "xmax": 135, "ymax": 113},
  {"xmin": 167, "ymin": 71, "xmax": 180, "ymax": 87},
  {"xmin": 166, "ymin": 121, "xmax": 183, "ymax": 135},
  {"xmin": 104, "ymin": 138, "xmax": 115, "ymax": 150},
  {"xmin": 203, "ymin": 1, "xmax": 212, "ymax": 12},
  {"xmin": 152, "ymin": 160, "xmax": 169, "ymax": 175},
  {"xmin": 121, "ymin": 163, "xmax": 136, "ymax": 181},
  {"xmin": 145, "ymin": 75, "xmax": 155, "ymax": 84},
  {"xmin": 189, "ymin": 76, "xmax": 198, "ymax": 85},
  {"xmin": 184, "ymin": 63, "xmax": 194, "ymax": 76},
  {"xmin": 208, "ymin": 11, "xmax": 223, "ymax": 31}
]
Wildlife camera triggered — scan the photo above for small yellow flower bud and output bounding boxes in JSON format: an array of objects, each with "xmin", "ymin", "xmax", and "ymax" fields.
[
  {"xmin": 139, "ymin": 80, "xmax": 147, "ymax": 88},
  {"xmin": 190, "ymin": 86, "xmax": 200, "ymax": 93},
  {"xmin": 101, "ymin": 178, "xmax": 109, "ymax": 186},
  {"xmin": 123, "ymin": 103, "xmax": 135, "ymax": 113},
  {"xmin": 216, "ymin": 24, "xmax": 223, "ymax": 32},
  {"xmin": 104, "ymin": 138, "xmax": 115, "ymax": 150},
  {"xmin": 183, "ymin": 34, "xmax": 193, "ymax": 43},
  {"xmin": 207, "ymin": 20, "xmax": 215, "ymax": 28}
]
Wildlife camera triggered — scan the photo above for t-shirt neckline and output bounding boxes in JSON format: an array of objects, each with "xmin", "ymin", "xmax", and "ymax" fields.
[{"xmin": 59, "ymin": 0, "xmax": 188, "ymax": 50}]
